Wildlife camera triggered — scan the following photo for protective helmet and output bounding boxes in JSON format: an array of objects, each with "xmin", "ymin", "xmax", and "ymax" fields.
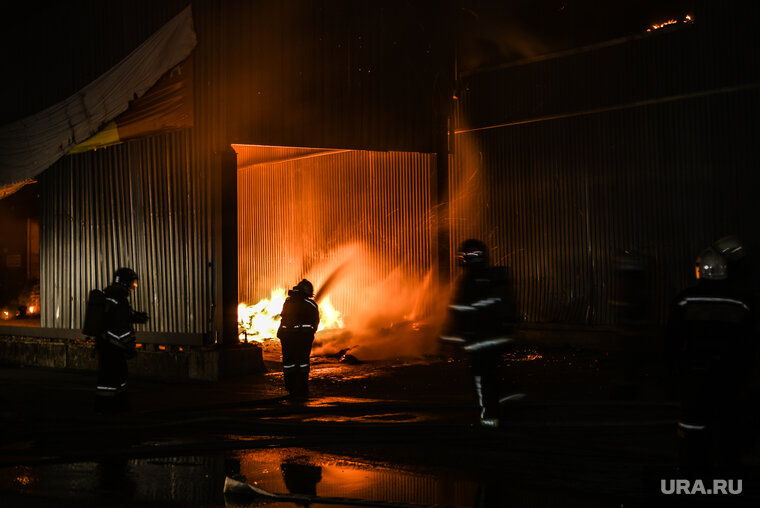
[
  {"xmin": 114, "ymin": 267, "xmax": 139, "ymax": 289},
  {"xmin": 456, "ymin": 238, "xmax": 488, "ymax": 266},
  {"xmin": 712, "ymin": 235, "xmax": 745, "ymax": 262},
  {"xmin": 295, "ymin": 278, "xmax": 314, "ymax": 297},
  {"xmin": 695, "ymin": 248, "xmax": 728, "ymax": 281}
]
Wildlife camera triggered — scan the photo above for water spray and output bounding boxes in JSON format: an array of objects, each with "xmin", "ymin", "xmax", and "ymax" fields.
[{"xmin": 314, "ymin": 261, "xmax": 348, "ymax": 303}]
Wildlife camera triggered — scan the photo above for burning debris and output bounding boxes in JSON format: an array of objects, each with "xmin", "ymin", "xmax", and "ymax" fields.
[
  {"xmin": 647, "ymin": 14, "xmax": 693, "ymax": 31},
  {"xmin": 237, "ymin": 243, "xmax": 447, "ymax": 362},
  {"xmin": 238, "ymin": 289, "xmax": 343, "ymax": 343},
  {"xmin": 0, "ymin": 304, "xmax": 39, "ymax": 320},
  {"xmin": 1, "ymin": 281, "xmax": 40, "ymax": 320},
  {"xmin": 235, "ymin": 144, "xmax": 443, "ymax": 359}
]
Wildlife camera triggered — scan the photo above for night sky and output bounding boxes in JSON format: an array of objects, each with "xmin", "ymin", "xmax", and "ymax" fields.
[{"xmin": 456, "ymin": 0, "xmax": 696, "ymax": 71}]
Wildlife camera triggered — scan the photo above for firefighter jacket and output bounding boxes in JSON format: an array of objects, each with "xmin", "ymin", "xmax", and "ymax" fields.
[
  {"xmin": 440, "ymin": 265, "xmax": 518, "ymax": 353},
  {"xmin": 99, "ymin": 284, "xmax": 149, "ymax": 355},
  {"xmin": 277, "ymin": 290, "xmax": 320, "ymax": 340},
  {"xmin": 666, "ymin": 280, "xmax": 757, "ymax": 382}
]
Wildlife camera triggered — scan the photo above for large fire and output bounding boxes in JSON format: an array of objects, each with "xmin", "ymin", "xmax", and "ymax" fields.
[{"xmin": 238, "ymin": 288, "xmax": 344, "ymax": 343}]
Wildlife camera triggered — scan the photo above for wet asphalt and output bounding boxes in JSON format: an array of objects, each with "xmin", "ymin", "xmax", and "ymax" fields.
[{"xmin": 1, "ymin": 326, "xmax": 759, "ymax": 507}]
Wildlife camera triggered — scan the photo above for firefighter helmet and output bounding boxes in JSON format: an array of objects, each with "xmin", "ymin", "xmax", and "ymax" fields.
[
  {"xmin": 456, "ymin": 238, "xmax": 488, "ymax": 266},
  {"xmin": 114, "ymin": 267, "xmax": 139, "ymax": 289},
  {"xmin": 295, "ymin": 278, "xmax": 314, "ymax": 297},
  {"xmin": 695, "ymin": 247, "xmax": 728, "ymax": 281}
]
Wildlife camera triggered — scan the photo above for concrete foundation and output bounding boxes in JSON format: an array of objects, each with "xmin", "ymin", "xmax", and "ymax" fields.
[{"xmin": 0, "ymin": 335, "xmax": 264, "ymax": 381}]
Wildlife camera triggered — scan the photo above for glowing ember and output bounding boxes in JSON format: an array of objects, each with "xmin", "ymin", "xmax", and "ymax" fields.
[
  {"xmin": 649, "ymin": 19, "xmax": 678, "ymax": 30},
  {"xmin": 647, "ymin": 14, "xmax": 693, "ymax": 31},
  {"xmin": 238, "ymin": 288, "xmax": 344, "ymax": 342},
  {"xmin": 15, "ymin": 475, "xmax": 33, "ymax": 487}
]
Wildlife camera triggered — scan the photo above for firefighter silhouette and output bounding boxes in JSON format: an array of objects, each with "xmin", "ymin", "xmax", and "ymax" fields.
[
  {"xmin": 91, "ymin": 267, "xmax": 149, "ymax": 414},
  {"xmin": 277, "ymin": 279, "xmax": 320, "ymax": 397},
  {"xmin": 666, "ymin": 246, "xmax": 757, "ymax": 472},
  {"xmin": 440, "ymin": 239, "xmax": 519, "ymax": 428}
]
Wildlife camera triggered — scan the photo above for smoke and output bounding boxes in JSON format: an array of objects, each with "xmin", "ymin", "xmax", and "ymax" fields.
[
  {"xmin": 449, "ymin": 125, "xmax": 488, "ymax": 243},
  {"xmin": 456, "ymin": 4, "xmax": 554, "ymax": 74},
  {"xmin": 307, "ymin": 242, "xmax": 448, "ymax": 361},
  {"xmin": 236, "ymin": 145, "xmax": 485, "ymax": 360},
  {"xmin": 300, "ymin": 130, "xmax": 491, "ymax": 361}
]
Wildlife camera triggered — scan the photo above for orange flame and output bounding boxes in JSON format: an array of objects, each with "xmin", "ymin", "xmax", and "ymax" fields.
[
  {"xmin": 647, "ymin": 14, "xmax": 693, "ymax": 31},
  {"xmin": 238, "ymin": 288, "xmax": 344, "ymax": 343}
]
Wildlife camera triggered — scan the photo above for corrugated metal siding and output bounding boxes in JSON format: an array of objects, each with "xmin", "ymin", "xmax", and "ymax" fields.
[
  {"xmin": 237, "ymin": 145, "xmax": 436, "ymax": 319},
  {"xmin": 38, "ymin": 130, "xmax": 214, "ymax": 333},
  {"xmin": 30, "ymin": 0, "xmax": 448, "ymax": 338},
  {"xmin": 34, "ymin": 0, "xmax": 760, "ymax": 336},
  {"xmin": 459, "ymin": 19, "xmax": 759, "ymax": 133},
  {"xmin": 452, "ymin": 23, "xmax": 760, "ymax": 325},
  {"xmin": 212, "ymin": 0, "xmax": 447, "ymax": 153},
  {"xmin": 32, "ymin": 0, "xmax": 226, "ymax": 338},
  {"xmin": 450, "ymin": 124, "xmax": 592, "ymax": 323}
]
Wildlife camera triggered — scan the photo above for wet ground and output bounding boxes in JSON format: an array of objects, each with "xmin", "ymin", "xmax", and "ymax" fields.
[{"xmin": 1, "ymin": 327, "xmax": 759, "ymax": 507}]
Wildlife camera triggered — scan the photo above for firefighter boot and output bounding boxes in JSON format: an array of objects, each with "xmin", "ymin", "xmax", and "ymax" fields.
[
  {"xmin": 283, "ymin": 364, "xmax": 298, "ymax": 395},
  {"xmin": 474, "ymin": 375, "xmax": 500, "ymax": 428},
  {"xmin": 297, "ymin": 364, "xmax": 311, "ymax": 396}
]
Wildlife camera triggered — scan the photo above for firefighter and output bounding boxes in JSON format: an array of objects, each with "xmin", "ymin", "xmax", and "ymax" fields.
[
  {"xmin": 440, "ymin": 238, "xmax": 518, "ymax": 428},
  {"xmin": 95, "ymin": 267, "xmax": 149, "ymax": 414},
  {"xmin": 666, "ymin": 247, "xmax": 757, "ymax": 472},
  {"xmin": 277, "ymin": 279, "xmax": 320, "ymax": 397}
]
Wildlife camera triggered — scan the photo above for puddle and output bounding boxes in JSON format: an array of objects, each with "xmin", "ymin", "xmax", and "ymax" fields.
[
  {"xmin": 0, "ymin": 447, "xmax": 479, "ymax": 507},
  {"xmin": 229, "ymin": 447, "xmax": 478, "ymax": 507},
  {"xmin": 0, "ymin": 456, "xmax": 224, "ymax": 507}
]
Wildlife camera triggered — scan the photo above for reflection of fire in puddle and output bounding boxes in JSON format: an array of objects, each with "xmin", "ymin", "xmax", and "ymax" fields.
[
  {"xmin": 297, "ymin": 413, "xmax": 422, "ymax": 423},
  {"xmin": 231, "ymin": 447, "xmax": 477, "ymax": 506}
]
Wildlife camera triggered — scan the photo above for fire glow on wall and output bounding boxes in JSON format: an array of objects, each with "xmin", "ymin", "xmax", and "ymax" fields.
[{"xmin": 234, "ymin": 145, "xmax": 441, "ymax": 359}]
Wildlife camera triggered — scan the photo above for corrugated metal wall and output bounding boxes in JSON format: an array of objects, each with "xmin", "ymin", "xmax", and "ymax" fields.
[
  {"xmin": 38, "ymin": 130, "xmax": 215, "ymax": 333},
  {"xmin": 27, "ymin": 1, "xmax": 448, "ymax": 338},
  {"xmin": 31, "ymin": 0, "xmax": 760, "ymax": 336},
  {"xmin": 236, "ymin": 145, "xmax": 436, "ymax": 320},
  {"xmin": 452, "ymin": 22, "xmax": 760, "ymax": 325},
  {"xmin": 215, "ymin": 0, "xmax": 449, "ymax": 154}
]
